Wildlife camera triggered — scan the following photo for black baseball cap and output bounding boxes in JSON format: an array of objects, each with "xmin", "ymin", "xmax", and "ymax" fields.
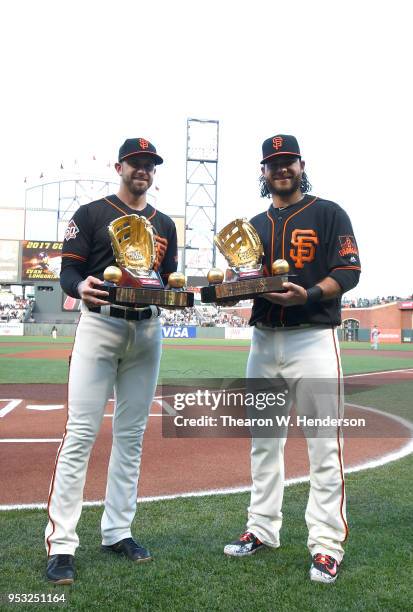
[
  {"xmin": 261, "ymin": 134, "xmax": 301, "ymax": 164},
  {"xmin": 118, "ymin": 138, "xmax": 164, "ymax": 165}
]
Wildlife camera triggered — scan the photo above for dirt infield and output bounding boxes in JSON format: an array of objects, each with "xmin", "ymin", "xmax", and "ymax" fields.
[
  {"xmin": 1, "ymin": 344, "xmax": 411, "ymax": 361},
  {"xmin": 343, "ymin": 349, "xmax": 412, "ymax": 358},
  {"xmin": 1, "ymin": 374, "xmax": 412, "ymax": 506},
  {"xmin": 0, "ymin": 341, "xmax": 72, "ymax": 348},
  {"xmin": 0, "ymin": 349, "xmax": 71, "ymax": 359},
  {"xmin": 0, "ymin": 344, "xmax": 251, "ymax": 360},
  {"xmin": 0, "ymin": 340, "xmax": 409, "ymax": 360}
]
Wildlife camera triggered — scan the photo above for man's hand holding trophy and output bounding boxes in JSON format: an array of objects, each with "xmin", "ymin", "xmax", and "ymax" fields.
[
  {"xmin": 102, "ymin": 215, "xmax": 194, "ymax": 308},
  {"xmin": 201, "ymin": 218, "xmax": 291, "ymax": 304}
]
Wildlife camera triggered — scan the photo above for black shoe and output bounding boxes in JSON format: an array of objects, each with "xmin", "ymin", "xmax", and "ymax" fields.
[
  {"xmin": 102, "ymin": 537, "xmax": 152, "ymax": 562},
  {"xmin": 224, "ymin": 531, "xmax": 266, "ymax": 557},
  {"xmin": 46, "ymin": 554, "xmax": 75, "ymax": 585}
]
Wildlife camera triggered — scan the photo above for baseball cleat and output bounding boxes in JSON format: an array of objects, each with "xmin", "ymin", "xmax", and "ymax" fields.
[
  {"xmin": 46, "ymin": 554, "xmax": 75, "ymax": 585},
  {"xmin": 224, "ymin": 531, "xmax": 265, "ymax": 557},
  {"xmin": 102, "ymin": 537, "xmax": 152, "ymax": 562},
  {"xmin": 309, "ymin": 553, "xmax": 340, "ymax": 583}
]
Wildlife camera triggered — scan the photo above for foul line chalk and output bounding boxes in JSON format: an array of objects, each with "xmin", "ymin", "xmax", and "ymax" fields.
[{"xmin": 1, "ymin": 401, "xmax": 412, "ymax": 511}]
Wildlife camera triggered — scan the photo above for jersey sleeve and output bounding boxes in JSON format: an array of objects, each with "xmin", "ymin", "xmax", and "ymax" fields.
[
  {"xmin": 249, "ymin": 214, "xmax": 268, "ymax": 272},
  {"xmin": 325, "ymin": 205, "xmax": 361, "ymax": 293},
  {"xmin": 159, "ymin": 220, "xmax": 178, "ymax": 283},
  {"xmin": 60, "ymin": 206, "xmax": 92, "ymax": 298}
]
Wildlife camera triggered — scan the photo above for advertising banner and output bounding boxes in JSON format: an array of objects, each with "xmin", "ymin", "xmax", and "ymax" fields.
[
  {"xmin": 21, "ymin": 240, "xmax": 62, "ymax": 281},
  {"xmin": 62, "ymin": 292, "xmax": 81, "ymax": 312},
  {"xmin": 225, "ymin": 327, "xmax": 253, "ymax": 340},
  {"xmin": 0, "ymin": 320, "xmax": 24, "ymax": 336},
  {"xmin": 377, "ymin": 328, "xmax": 401, "ymax": 343},
  {"xmin": 162, "ymin": 326, "xmax": 197, "ymax": 339}
]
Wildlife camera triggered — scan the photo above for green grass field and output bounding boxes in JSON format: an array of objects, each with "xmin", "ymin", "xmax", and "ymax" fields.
[
  {"xmin": 0, "ymin": 336, "xmax": 412, "ymax": 609},
  {"xmin": 1, "ymin": 337, "xmax": 413, "ymax": 384},
  {"xmin": 1, "ymin": 458, "xmax": 411, "ymax": 611}
]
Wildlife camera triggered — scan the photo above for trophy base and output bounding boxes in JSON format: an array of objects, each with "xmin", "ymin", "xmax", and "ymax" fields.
[
  {"xmin": 201, "ymin": 275, "xmax": 289, "ymax": 303},
  {"xmin": 107, "ymin": 286, "xmax": 194, "ymax": 308}
]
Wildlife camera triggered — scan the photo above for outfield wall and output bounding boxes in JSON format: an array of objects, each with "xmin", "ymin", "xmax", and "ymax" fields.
[
  {"xmin": 3, "ymin": 324, "xmax": 412, "ymax": 341},
  {"xmin": 21, "ymin": 323, "xmax": 228, "ymax": 339},
  {"xmin": 23, "ymin": 323, "xmax": 79, "ymax": 336}
]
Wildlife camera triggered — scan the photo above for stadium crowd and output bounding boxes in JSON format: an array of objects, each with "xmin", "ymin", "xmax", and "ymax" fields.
[
  {"xmin": 341, "ymin": 295, "xmax": 408, "ymax": 308},
  {"xmin": 1, "ymin": 287, "xmax": 412, "ymax": 328},
  {"xmin": 160, "ymin": 305, "xmax": 249, "ymax": 327},
  {"xmin": 0, "ymin": 294, "xmax": 35, "ymax": 323}
]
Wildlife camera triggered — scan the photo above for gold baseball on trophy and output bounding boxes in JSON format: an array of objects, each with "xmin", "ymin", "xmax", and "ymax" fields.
[
  {"xmin": 207, "ymin": 268, "xmax": 225, "ymax": 284},
  {"xmin": 272, "ymin": 259, "xmax": 290, "ymax": 275},
  {"xmin": 103, "ymin": 266, "xmax": 123, "ymax": 284},
  {"xmin": 168, "ymin": 272, "xmax": 186, "ymax": 289}
]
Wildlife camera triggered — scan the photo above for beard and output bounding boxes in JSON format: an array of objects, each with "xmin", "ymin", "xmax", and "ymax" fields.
[
  {"xmin": 123, "ymin": 173, "xmax": 152, "ymax": 196},
  {"xmin": 265, "ymin": 174, "xmax": 301, "ymax": 197}
]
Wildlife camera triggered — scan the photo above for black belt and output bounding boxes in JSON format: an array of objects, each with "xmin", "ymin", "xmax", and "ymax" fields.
[
  {"xmin": 256, "ymin": 322, "xmax": 318, "ymax": 330},
  {"xmin": 88, "ymin": 306, "xmax": 156, "ymax": 321}
]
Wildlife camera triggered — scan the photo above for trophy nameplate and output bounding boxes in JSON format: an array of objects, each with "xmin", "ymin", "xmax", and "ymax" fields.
[
  {"xmin": 103, "ymin": 215, "xmax": 194, "ymax": 308},
  {"xmin": 106, "ymin": 285, "xmax": 193, "ymax": 308},
  {"xmin": 200, "ymin": 218, "xmax": 292, "ymax": 304},
  {"xmin": 201, "ymin": 274, "xmax": 288, "ymax": 303}
]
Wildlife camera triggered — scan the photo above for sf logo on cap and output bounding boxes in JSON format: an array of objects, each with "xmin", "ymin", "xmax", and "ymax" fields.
[
  {"xmin": 139, "ymin": 138, "xmax": 149, "ymax": 149},
  {"xmin": 272, "ymin": 136, "xmax": 283, "ymax": 151}
]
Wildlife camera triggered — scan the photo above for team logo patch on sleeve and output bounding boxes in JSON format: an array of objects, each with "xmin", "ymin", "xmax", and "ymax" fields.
[
  {"xmin": 290, "ymin": 229, "xmax": 318, "ymax": 269},
  {"xmin": 339, "ymin": 235, "xmax": 359, "ymax": 257},
  {"xmin": 64, "ymin": 220, "xmax": 79, "ymax": 241}
]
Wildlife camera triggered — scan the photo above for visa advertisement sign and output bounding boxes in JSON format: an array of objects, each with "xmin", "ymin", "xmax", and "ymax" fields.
[{"xmin": 162, "ymin": 326, "xmax": 197, "ymax": 339}]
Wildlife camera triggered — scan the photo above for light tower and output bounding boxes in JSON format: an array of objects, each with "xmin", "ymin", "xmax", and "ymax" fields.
[{"xmin": 183, "ymin": 118, "xmax": 219, "ymax": 277}]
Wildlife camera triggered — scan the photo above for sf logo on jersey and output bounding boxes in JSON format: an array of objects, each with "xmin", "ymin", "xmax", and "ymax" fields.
[{"xmin": 290, "ymin": 229, "xmax": 318, "ymax": 269}]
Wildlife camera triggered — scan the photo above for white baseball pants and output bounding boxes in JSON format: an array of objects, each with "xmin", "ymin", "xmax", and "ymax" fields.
[
  {"xmin": 45, "ymin": 308, "xmax": 162, "ymax": 556},
  {"xmin": 246, "ymin": 325, "xmax": 348, "ymax": 563}
]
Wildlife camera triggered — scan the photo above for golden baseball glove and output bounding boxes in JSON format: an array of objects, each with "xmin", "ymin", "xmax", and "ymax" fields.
[
  {"xmin": 108, "ymin": 215, "xmax": 156, "ymax": 272},
  {"xmin": 214, "ymin": 218, "xmax": 263, "ymax": 269}
]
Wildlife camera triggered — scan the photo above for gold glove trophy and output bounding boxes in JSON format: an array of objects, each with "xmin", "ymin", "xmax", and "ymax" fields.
[
  {"xmin": 103, "ymin": 215, "xmax": 194, "ymax": 308},
  {"xmin": 201, "ymin": 218, "xmax": 291, "ymax": 303}
]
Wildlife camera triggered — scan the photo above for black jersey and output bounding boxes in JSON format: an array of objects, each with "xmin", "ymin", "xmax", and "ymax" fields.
[
  {"xmin": 60, "ymin": 195, "xmax": 178, "ymax": 298},
  {"xmin": 249, "ymin": 194, "xmax": 361, "ymax": 327}
]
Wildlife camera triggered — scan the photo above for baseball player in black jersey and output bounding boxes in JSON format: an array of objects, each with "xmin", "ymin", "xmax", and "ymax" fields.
[
  {"xmin": 224, "ymin": 135, "xmax": 361, "ymax": 584},
  {"xmin": 45, "ymin": 138, "xmax": 178, "ymax": 585}
]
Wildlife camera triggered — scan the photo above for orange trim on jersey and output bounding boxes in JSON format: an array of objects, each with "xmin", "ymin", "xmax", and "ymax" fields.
[
  {"xmin": 331, "ymin": 266, "xmax": 361, "ymax": 271},
  {"xmin": 103, "ymin": 197, "xmax": 127, "ymax": 215},
  {"xmin": 281, "ymin": 197, "xmax": 318, "ymax": 259},
  {"xmin": 277, "ymin": 197, "xmax": 318, "ymax": 325},
  {"xmin": 46, "ymin": 320, "xmax": 81, "ymax": 555},
  {"xmin": 265, "ymin": 212, "xmax": 276, "ymax": 324},
  {"xmin": 62, "ymin": 253, "xmax": 87, "ymax": 262},
  {"xmin": 103, "ymin": 196, "xmax": 157, "ymax": 221},
  {"xmin": 332, "ymin": 328, "xmax": 349, "ymax": 543},
  {"xmin": 265, "ymin": 211, "xmax": 275, "ymax": 272}
]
